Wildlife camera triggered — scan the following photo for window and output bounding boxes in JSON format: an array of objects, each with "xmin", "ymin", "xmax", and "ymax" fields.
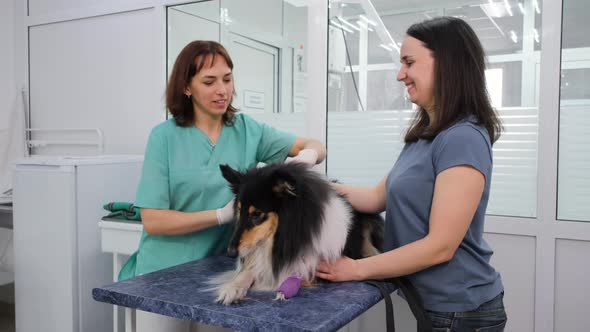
[
  {"xmin": 557, "ymin": 0, "xmax": 590, "ymax": 222},
  {"xmin": 327, "ymin": 0, "xmax": 542, "ymax": 218}
]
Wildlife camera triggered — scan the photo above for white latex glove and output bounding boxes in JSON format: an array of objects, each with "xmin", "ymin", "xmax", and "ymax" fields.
[
  {"xmin": 216, "ymin": 199, "xmax": 235, "ymax": 225},
  {"xmin": 286, "ymin": 149, "xmax": 318, "ymax": 166}
]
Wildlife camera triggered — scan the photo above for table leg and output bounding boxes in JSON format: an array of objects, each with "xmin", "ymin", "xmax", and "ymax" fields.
[
  {"xmin": 113, "ymin": 253, "xmax": 120, "ymax": 332},
  {"xmin": 113, "ymin": 253, "xmax": 128, "ymax": 332},
  {"xmin": 126, "ymin": 308, "xmax": 135, "ymax": 332}
]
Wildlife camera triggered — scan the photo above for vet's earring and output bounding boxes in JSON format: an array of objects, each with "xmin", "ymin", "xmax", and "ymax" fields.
[{"xmin": 187, "ymin": 94, "xmax": 191, "ymax": 99}]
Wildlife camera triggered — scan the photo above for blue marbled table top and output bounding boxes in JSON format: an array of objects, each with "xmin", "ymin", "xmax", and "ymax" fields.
[{"xmin": 92, "ymin": 255, "xmax": 394, "ymax": 332}]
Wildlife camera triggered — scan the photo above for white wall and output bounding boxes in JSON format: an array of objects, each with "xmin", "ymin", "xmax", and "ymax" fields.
[
  {"xmin": 0, "ymin": 0, "xmax": 17, "ymax": 301},
  {"xmin": 0, "ymin": 0, "xmax": 18, "ymax": 188},
  {"xmin": 554, "ymin": 239, "xmax": 590, "ymax": 330},
  {"xmin": 28, "ymin": 8, "xmax": 163, "ymax": 155},
  {"xmin": 0, "ymin": 0, "xmax": 15, "ymax": 116}
]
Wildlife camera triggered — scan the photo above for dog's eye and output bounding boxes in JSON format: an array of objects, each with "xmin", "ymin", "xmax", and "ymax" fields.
[{"xmin": 249, "ymin": 211, "xmax": 266, "ymax": 226}]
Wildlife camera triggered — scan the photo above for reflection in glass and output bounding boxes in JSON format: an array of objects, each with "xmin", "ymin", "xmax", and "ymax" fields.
[
  {"xmin": 167, "ymin": 0, "xmax": 311, "ymax": 137},
  {"xmin": 327, "ymin": 0, "xmax": 542, "ymax": 218},
  {"xmin": 557, "ymin": 0, "xmax": 590, "ymax": 222},
  {"xmin": 167, "ymin": 1, "xmax": 221, "ymax": 77}
]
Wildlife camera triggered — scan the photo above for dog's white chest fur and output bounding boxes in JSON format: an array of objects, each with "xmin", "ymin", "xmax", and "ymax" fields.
[
  {"xmin": 314, "ymin": 194, "xmax": 353, "ymax": 260},
  {"xmin": 269, "ymin": 193, "xmax": 353, "ymax": 288}
]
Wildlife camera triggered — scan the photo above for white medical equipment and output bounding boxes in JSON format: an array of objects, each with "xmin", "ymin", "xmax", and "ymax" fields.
[{"xmin": 13, "ymin": 155, "xmax": 142, "ymax": 332}]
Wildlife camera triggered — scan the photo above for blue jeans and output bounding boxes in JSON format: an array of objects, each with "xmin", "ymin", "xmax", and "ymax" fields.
[{"xmin": 426, "ymin": 292, "xmax": 507, "ymax": 332}]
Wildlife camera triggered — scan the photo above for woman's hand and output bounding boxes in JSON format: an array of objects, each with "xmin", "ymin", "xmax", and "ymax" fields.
[
  {"xmin": 316, "ymin": 256, "xmax": 363, "ymax": 282},
  {"xmin": 288, "ymin": 137, "xmax": 326, "ymax": 165},
  {"xmin": 216, "ymin": 199, "xmax": 235, "ymax": 225},
  {"xmin": 286, "ymin": 149, "xmax": 318, "ymax": 166},
  {"xmin": 328, "ymin": 178, "xmax": 387, "ymax": 214}
]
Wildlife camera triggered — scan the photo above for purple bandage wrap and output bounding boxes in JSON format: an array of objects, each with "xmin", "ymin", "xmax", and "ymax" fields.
[{"xmin": 277, "ymin": 276, "xmax": 302, "ymax": 298}]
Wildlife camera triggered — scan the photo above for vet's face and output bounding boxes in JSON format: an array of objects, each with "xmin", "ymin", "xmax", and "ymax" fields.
[
  {"xmin": 396, "ymin": 36, "xmax": 435, "ymax": 113},
  {"xmin": 227, "ymin": 202, "xmax": 278, "ymax": 258},
  {"xmin": 184, "ymin": 55, "xmax": 234, "ymax": 119}
]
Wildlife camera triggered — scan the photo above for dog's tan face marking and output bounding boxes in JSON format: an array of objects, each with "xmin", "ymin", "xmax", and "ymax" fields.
[
  {"xmin": 236, "ymin": 201, "xmax": 242, "ymax": 219},
  {"xmin": 238, "ymin": 210, "xmax": 278, "ymax": 255}
]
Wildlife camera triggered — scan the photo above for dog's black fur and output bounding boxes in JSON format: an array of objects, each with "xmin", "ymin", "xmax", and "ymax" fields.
[{"xmin": 213, "ymin": 162, "xmax": 383, "ymax": 304}]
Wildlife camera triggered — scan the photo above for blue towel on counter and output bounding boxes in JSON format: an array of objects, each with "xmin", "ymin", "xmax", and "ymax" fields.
[{"xmin": 103, "ymin": 202, "xmax": 141, "ymax": 221}]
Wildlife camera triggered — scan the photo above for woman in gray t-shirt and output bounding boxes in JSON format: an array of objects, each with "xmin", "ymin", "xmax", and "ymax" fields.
[{"xmin": 317, "ymin": 17, "xmax": 506, "ymax": 331}]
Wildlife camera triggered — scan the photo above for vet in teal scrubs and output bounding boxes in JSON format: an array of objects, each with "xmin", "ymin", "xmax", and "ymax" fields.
[{"xmin": 119, "ymin": 113, "xmax": 296, "ymax": 279}]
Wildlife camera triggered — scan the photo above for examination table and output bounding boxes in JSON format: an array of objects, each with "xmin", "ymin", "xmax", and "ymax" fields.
[{"xmin": 92, "ymin": 255, "xmax": 396, "ymax": 331}]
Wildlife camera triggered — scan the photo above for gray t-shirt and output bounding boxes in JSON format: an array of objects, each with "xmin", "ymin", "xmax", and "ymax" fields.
[{"xmin": 385, "ymin": 117, "xmax": 503, "ymax": 312}]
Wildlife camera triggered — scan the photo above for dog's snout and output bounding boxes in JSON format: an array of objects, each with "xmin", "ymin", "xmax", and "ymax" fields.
[{"xmin": 227, "ymin": 246, "xmax": 238, "ymax": 258}]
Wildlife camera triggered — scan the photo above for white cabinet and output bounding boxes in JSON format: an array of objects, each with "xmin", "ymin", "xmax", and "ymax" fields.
[{"xmin": 13, "ymin": 155, "xmax": 142, "ymax": 332}]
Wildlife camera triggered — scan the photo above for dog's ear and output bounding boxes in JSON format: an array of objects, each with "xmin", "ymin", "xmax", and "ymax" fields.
[
  {"xmin": 220, "ymin": 164, "xmax": 242, "ymax": 187},
  {"xmin": 273, "ymin": 179, "xmax": 297, "ymax": 197},
  {"xmin": 272, "ymin": 170, "xmax": 298, "ymax": 197}
]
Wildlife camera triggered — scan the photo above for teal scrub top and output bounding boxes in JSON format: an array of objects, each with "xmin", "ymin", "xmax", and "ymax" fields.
[{"xmin": 118, "ymin": 113, "xmax": 296, "ymax": 280}]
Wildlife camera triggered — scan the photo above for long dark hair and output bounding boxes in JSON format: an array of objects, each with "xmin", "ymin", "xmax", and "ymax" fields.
[
  {"xmin": 404, "ymin": 17, "xmax": 502, "ymax": 143},
  {"xmin": 166, "ymin": 40, "xmax": 237, "ymax": 127}
]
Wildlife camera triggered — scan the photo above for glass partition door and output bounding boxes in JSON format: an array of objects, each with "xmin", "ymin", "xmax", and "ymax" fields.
[
  {"xmin": 167, "ymin": 0, "xmax": 312, "ymax": 137},
  {"xmin": 327, "ymin": 0, "xmax": 542, "ymax": 218},
  {"xmin": 557, "ymin": 0, "xmax": 590, "ymax": 222}
]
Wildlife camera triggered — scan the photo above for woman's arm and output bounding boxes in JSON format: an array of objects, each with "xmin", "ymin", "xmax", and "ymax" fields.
[
  {"xmin": 288, "ymin": 137, "xmax": 326, "ymax": 164},
  {"xmin": 332, "ymin": 176, "xmax": 387, "ymax": 214},
  {"xmin": 317, "ymin": 165, "xmax": 484, "ymax": 281},
  {"xmin": 141, "ymin": 208, "xmax": 219, "ymax": 236}
]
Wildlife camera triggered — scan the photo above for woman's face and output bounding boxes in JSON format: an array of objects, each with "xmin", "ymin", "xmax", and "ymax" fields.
[
  {"xmin": 185, "ymin": 55, "xmax": 234, "ymax": 120},
  {"xmin": 396, "ymin": 36, "xmax": 435, "ymax": 113}
]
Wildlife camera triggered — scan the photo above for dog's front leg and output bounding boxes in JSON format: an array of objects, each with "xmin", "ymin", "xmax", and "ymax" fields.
[
  {"xmin": 216, "ymin": 269, "xmax": 254, "ymax": 305},
  {"xmin": 274, "ymin": 276, "xmax": 303, "ymax": 301}
]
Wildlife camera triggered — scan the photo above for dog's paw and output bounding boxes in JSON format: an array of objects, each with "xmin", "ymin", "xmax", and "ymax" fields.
[
  {"xmin": 274, "ymin": 291, "xmax": 287, "ymax": 301},
  {"xmin": 216, "ymin": 284, "xmax": 249, "ymax": 305}
]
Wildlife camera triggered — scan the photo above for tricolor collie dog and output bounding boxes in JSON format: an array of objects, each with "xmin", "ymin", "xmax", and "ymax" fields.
[{"xmin": 213, "ymin": 162, "xmax": 384, "ymax": 305}]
